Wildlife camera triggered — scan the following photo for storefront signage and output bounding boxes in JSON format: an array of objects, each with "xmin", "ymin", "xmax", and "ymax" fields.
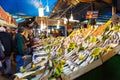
[{"xmin": 86, "ymin": 11, "xmax": 99, "ymax": 19}]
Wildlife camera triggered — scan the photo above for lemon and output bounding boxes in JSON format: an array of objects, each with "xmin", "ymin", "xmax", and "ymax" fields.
[
  {"xmin": 92, "ymin": 48, "xmax": 102, "ymax": 57},
  {"xmin": 78, "ymin": 55, "xmax": 84, "ymax": 60},
  {"xmin": 20, "ymin": 66, "xmax": 24, "ymax": 72},
  {"xmin": 102, "ymin": 47, "xmax": 107, "ymax": 51},
  {"xmin": 91, "ymin": 36, "xmax": 97, "ymax": 42},
  {"xmin": 32, "ymin": 64, "xmax": 36, "ymax": 68},
  {"xmin": 61, "ymin": 59, "xmax": 66, "ymax": 64}
]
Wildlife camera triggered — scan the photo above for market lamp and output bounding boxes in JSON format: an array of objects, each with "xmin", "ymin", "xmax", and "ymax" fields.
[
  {"xmin": 43, "ymin": 22, "xmax": 47, "ymax": 29},
  {"xmin": 46, "ymin": 0, "xmax": 49, "ymax": 12},
  {"xmin": 70, "ymin": 12, "xmax": 74, "ymax": 20},
  {"xmin": 38, "ymin": 1, "xmax": 44, "ymax": 17},
  {"xmin": 52, "ymin": 28, "xmax": 54, "ymax": 32},
  {"xmin": 64, "ymin": 17, "xmax": 67, "ymax": 24},
  {"xmin": 40, "ymin": 20, "xmax": 44, "ymax": 30},
  {"xmin": 57, "ymin": 20, "xmax": 60, "ymax": 29},
  {"xmin": 46, "ymin": 5, "xmax": 49, "ymax": 12}
]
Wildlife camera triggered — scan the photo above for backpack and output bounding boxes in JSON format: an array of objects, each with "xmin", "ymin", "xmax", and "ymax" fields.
[{"xmin": 0, "ymin": 40, "xmax": 5, "ymax": 60}]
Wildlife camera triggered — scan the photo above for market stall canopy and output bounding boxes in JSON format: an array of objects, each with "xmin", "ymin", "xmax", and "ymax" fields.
[
  {"xmin": 0, "ymin": 0, "xmax": 58, "ymax": 23},
  {"xmin": 49, "ymin": 0, "xmax": 120, "ymax": 22},
  {"xmin": 0, "ymin": 0, "xmax": 119, "ymax": 23},
  {"xmin": 0, "ymin": 0, "xmax": 58, "ymax": 16}
]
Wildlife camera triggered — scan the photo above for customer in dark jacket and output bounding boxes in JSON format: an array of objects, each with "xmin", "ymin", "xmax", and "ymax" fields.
[
  {"xmin": 15, "ymin": 26, "xmax": 26, "ymax": 72},
  {"xmin": 9, "ymin": 27, "xmax": 17, "ymax": 64},
  {"xmin": 0, "ymin": 26, "xmax": 12, "ymax": 77}
]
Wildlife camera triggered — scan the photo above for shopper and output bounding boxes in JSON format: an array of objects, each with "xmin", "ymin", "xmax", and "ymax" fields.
[
  {"xmin": 9, "ymin": 27, "xmax": 17, "ymax": 64},
  {"xmin": 0, "ymin": 26, "xmax": 12, "ymax": 77},
  {"xmin": 14, "ymin": 26, "xmax": 26, "ymax": 72},
  {"xmin": 27, "ymin": 29, "xmax": 34, "ymax": 55},
  {"xmin": 10, "ymin": 27, "xmax": 17, "ymax": 52}
]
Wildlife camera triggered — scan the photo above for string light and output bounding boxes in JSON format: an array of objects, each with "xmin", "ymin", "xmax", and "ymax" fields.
[
  {"xmin": 70, "ymin": 12, "xmax": 73, "ymax": 20},
  {"xmin": 40, "ymin": 20, "xmax": 44, "ymax": 30},
  {"xmin": 57, "ymin": 20, "xmax": 60, "ymax": 29},
  {"xmin": 38, "ymin": 0, "xmax": 44, "ymax": 17},
  {"xmin": 46, "ymin": 0, "xmax": 49, "ymax": 12},
  {"xmin": 64, "ymin": 17, "xmax": 67, "ymax": 24},
  {"xmin": 43, "ymin": 22, "xmax": 47, "ymax": 29}
]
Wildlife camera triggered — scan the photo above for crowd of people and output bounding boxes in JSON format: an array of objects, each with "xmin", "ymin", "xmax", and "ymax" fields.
[
  {"xmin": 0, "ymin": 25, "xmax": 34, "ymax": 78},
  {"xmin": 0, "ymin": 24, "xmax": 65, "ymax": 79}
]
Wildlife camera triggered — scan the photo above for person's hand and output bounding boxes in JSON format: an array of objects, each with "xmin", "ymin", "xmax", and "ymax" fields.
[{"xmin": 22, "ymin": 56, "xmax": 26, "ymax": 60}]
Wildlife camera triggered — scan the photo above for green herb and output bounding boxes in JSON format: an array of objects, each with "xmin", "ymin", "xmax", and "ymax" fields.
[
  {"xmin": 102, "ymin": 35, "xmax": 109, "ymax": 42},
  {"xmin": 85, "ymin": 36, "xmax": 90, "ymax": 41},
  {"xmin": 105, "ymin": 26, "xmax": 109, "ymax": 32},
  {"xmin": 48, "ymin": 66, "xmax": 53, "ymax": 70},
  {"xmin": 67, "ymin": 42, "xmax": 77, "ymax": 53},
  {"xmin": 41, "ymin": 58, "xmax": 46, "ymax": 61},
  {"xmin": 78, "ymin": 46, "xmax": 84, "ymax": 52}
]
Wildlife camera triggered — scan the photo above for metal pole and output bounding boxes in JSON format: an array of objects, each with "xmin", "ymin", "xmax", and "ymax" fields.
[{"xmin": 58, "ymin": 5, "xmax": 73, "ymax": 19}]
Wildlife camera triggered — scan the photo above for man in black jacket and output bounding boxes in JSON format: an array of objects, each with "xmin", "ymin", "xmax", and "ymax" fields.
[{"xmin": 0, "ymin": 26, "xmax": 12, "ymax": 77}]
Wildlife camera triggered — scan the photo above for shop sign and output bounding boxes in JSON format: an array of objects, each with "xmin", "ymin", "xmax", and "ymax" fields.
[{"xmin": 86, "ymin": 11, "xmax": 99, "ymax": 19}]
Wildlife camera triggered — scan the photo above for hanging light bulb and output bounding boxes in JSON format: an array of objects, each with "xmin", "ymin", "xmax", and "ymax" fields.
[
  {"xmin": 52, "ymin": 28, "xmax": 54, "ymax": 32},
  {"xmin": 38, "ymin": 1, "xmax": 44, "ymax": 17},
  {"xmin": 41, "ymin": 21, "xmax": 44, "ymax": 30},
  {"xmin": 47, "ymin": 29, "xmax": 50, "ymax": 33},
  {"xmin": 57, "ymin": 20, "xmax": 60, "ymax": 29},
  {"xmin": 46, "ymin": 0, "xmax": 49, "ymax": 12},
  {"xmin": 70, "ymin": 12, "xmax": 73, "ymax": 20},
  {"xmin": 46, "ymin": 5, "xmax": 49, "ymax": 12},
  {"xmin": 64, "ymin": 17, "xmax": 67, "ymax": 24},
  {"xmin": 43, "ymin": 22, "xmax": 47, "ymax": 29}
]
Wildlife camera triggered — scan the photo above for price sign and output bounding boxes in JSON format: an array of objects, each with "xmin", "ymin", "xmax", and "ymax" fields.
[{"xmin": 86, "ymin": 11, "xmax": 99, "ymax": 19}]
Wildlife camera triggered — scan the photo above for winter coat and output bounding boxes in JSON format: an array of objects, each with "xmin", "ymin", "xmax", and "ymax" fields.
[{"xmin": 0, "ymin": 32, "xmax": 12, "ymax": 56}]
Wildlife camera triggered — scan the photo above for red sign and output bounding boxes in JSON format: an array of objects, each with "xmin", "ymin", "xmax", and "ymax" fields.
[
  {"xmin": 11, "ymin": 16, "xmax": 17, "ymax": 25},
  {"xmin": 0, "ymin": 6, "xmax": 17, "ymax": 25},
  {"xmin": 0, "ymin": 7, "xmax": 7, "ymax": 20},
  {"xmin": 86, "ymin": 11, "xmax": 99, "ymax": 19}
]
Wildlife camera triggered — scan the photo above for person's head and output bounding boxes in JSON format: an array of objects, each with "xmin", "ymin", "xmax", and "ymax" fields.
[
  {"xmin": 10, "ymin": 27, "xmax": 17, "ymax": 34},
  {"xmin": 0, "ymin": 26, "xmax": 6, "ymax": 32},
  {"xmin": 18, "ymin": 26, "xmax": 25, "ymax": 35},
  {"xmin": 28, "ymin": 29, "xmax": 33, "ymax": 35}
]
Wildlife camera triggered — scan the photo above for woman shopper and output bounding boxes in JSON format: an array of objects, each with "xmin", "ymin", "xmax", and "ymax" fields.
[{"xmin": 0, "ymin": 26, "xmax": 12, "ymax": 77}]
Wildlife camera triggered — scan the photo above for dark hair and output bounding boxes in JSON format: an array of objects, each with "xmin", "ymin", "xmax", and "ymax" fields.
[{"xmin": 18, "ymin": 26, "xmax": 24, "ymax": 33}]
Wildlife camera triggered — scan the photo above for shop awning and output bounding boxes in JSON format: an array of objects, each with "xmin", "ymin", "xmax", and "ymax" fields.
[{"xmin": 0, "ymin": 0, "xmax": 58, "ymax": 16}]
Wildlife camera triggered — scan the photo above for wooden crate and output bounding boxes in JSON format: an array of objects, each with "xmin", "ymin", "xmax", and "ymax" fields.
[
  {"xmin": 61, "ymin": 45, "xmax": 120, "ymax": 80},
  {"xmin": 61, "ymin": 58, "xmax": 102, "ymax": 80},
  {"xmin": 102, "ymin": 45, "xmax": 120, "ymax": 62},
  {"xmin": 14, "ymin": 67, "xmax": 45, "ymax": 80}
]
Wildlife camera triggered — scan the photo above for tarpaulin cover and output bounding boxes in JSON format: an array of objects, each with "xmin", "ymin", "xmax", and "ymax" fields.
[{"xmin": 0, "ymin": 0, "xmax": 58, "ymax": 16}]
